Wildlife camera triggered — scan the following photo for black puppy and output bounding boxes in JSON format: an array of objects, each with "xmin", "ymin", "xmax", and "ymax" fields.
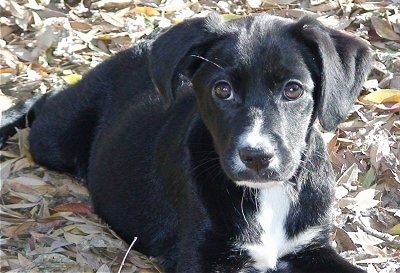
[{"xmin": 1, "ymin": 14, "xmax": 371, "ymax": 273}]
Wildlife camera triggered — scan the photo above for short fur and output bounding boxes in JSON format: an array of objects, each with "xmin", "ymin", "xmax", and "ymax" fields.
[{"xmin": 0, "ymin": 14, "xmax": 371, "ymax": 273}]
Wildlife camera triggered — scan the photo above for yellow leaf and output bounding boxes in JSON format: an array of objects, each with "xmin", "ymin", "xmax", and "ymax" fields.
[
  {"xmin": 132, "ymin": 6, "xmax": 160, "ymax": 16},
  {"xmin": 388, "ymin": 223, "xmax": 400, "ymax": 235},
  {"xmin": 222, "ymin": 14, "xmax": 243, "ymax": 21},
  {"xmin": 361, "ymin": 89, "xmax": 400, "ymax": 104},
  {"xmin": 63, "ymin": 74, "xmax": 82, "ymax": 85}
]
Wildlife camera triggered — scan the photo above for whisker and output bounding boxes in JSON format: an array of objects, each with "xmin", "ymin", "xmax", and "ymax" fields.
[
  {"xmin": 190, "ymin": 55, "xmax": 224, "ymax": 70},
  {"xmin": 241, "ymin": 187, "xmax": 250, "ymax": 226}
]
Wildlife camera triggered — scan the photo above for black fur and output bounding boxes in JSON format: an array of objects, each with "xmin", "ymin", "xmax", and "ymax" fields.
[{"xmin": 0, "ymin": 14, "xmax": 371, "ymax": 273}]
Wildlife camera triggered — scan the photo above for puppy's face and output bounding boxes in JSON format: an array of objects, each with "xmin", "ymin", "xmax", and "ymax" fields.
[
  {"xmin": 191, "ymin": 23, "xmax": 316, "ymax": 187},
  {"xmin": 150, "ymin": 14, "xmax": 370, "ymax": 188}
]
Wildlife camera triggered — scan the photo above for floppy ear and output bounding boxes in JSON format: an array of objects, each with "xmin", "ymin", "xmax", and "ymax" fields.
[
  {"xmin": 293, "ymin": 17, "xmax": 372, "ymax": 131},
  {"xmin": 149, "ymin": 14, "xmax": 223, "ymax": 106}
]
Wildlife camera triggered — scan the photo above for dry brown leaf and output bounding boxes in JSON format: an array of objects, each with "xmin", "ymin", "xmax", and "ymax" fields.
[
  {"xmin": 100, "ymin": 12, "xmax": 125, "ymax": 28},
  {"xmin": 334, "ymin": 228, "xmax": 358, "ymax": 251},
  {"xmin": 17, "ymin": 253, "xmax": 34, "ymax": 267},
  {"xmin": 76, "ymin": 252, "xmax": 103, "ymax": 269},
  {"xmin": 53, "ymin": 202, "xmax": 93, "ymax": 215},
  {"xmin": 2, "ymin": 221, "xmax": 34, "ymax": 238},
  {"xmin": 64, "ymin": 231, "xmax": 83, "ymax": 244},
  {"xmin": 96, "ymin": 263, "xmax": 112, "ymax": 273},
  {"xmin": 371, "ymin": 16, "xmax": 400, "ymax": 41},
  {"xmin": 92, "ymin": 0, "xmax": 133, "ymax": 9},
  {"xmin": 9, "ymin": 0, "xmax": 27, "ymax": 19},
  {"xmin": 0, "ymin": 48, "xmax": 20, "ymax": 68},
  {"xmin": 70, "ymin": 20, "xmax": 93, "ymax": 31},
  {"xmin": 31, "ymin": 25, "xmax": 56, "ymax": 59},
  {"xmin": 0, "ymin": 25, "xmax": 15, "ymax": 38},
  {"xmin": 369, "ymin": 135, "xmax": 392, "ymax": 172},
  {"xmin": 31, "ymin": 253, "xmax": 78, "ymax": 269},
  {"xmin": 75, "ymin": 224, "xmax": 105, "ymax": 235},
  {"xmin": 347, "ymin": 230, "xmax": 385, "ymax": 246},
  {"xmin": 362, "ymin": 245, "xmax": 386, "ymax": 257},
  {"xmin": 264, "ymin": 0, "xmax": 296, "ymax": 4},
  {"xmin": 374, "ymin": 102, "xmax": 400, "ymax": 111},
  {"xmin": 337, "ymin": 163, "xmax": 360, "ymax": 188},
  {"xmin": 7, "ymin": 176, "xmax": 48, "ymax": 187}
]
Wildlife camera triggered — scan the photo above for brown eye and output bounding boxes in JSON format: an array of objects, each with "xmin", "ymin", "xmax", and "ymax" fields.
[
  {"xmin": 283, "ymin": 82, "xmax": 304, "ymax": 100},
  {"xmin": 213, "ymin": 81, "xmax": 233, "ymax": 100}
]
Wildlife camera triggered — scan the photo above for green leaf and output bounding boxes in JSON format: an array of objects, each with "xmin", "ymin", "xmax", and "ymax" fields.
[
  {"xmin": 362, "ymin": 167, "xmax": 376, "ymax": 189},
  {"xmin": 388, "ymin": 224, "xmax": 400, "ymax": 235}
]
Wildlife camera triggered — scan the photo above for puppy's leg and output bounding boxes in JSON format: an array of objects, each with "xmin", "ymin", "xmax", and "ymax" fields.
[
  {"xmin": 279, "ymin": 246, "xmax": 366, "ymax": 273},
  {"xmin": 28, "ymin": 44, "xmax": 153, "ymax": 179},
  {"xmin": 29, "ymin": 82, "xmax": 103, "ymax": 179}
]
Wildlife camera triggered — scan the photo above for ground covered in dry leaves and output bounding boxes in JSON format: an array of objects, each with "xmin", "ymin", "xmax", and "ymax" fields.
[{"xmin": 0, "ymin": 0, "xmax": 399, "ymax": 272}]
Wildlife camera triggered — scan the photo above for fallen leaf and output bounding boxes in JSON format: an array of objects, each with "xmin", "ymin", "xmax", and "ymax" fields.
[
  {"xmin": 131, "ymin": 7, "xmax": 160, "ymax": 16},
  {"xmin": 64, "ymin": 231, "xmax": 84, "ymax": 244},
  {"xmin": 264, "ymin": 0, "xmax": 296, "ymax": 4},
  {"xmin": 366, "ymin": 263, "xmax": 378, "ymax": 273},
  {"xmin": 18, "ymin": 253, "xmax": 34, "ymax": 267},
  {"xmin": 371, "ymin": 16, "xmax": 400, "ymax": 41},
  {"xmin": 10, "ymin": 0, "xmax": 27, "ymax": 19},
  {"xmin": 362, "ymin": 244, "xmax": 386, "ymax": 257},
  {"xmin": 356, "ymin": 257, "xmax": 390, "ymax": 264},
  {"xmin": 2, "ymin": 222, "xmax": 34, "ymax": 238},
  {"xmin": 361, "ymin": 89, "xmax": 400, "ymax": 105},
  {"xmin": 96, "ymin": 263, "xmax": 112, "ymax": 273},
  {"xmin": 31, "ymin": 24, "xmax": 59, "ymax": 59},
  {"xmin": 335, "ymin": 185, "xmax": 349, "ymax": 199},
  {"xmin": 362, "ymin": 167, "xmax": 376, "ymax": 189},
  {"xmin": 347, "ymin": 230, "xmax": 384, "ymax": 246},
  {"xmin": 53, "ymin": 202, "xmax": 93, "ymax": 214},
  {"xmin": 337, "ymin": 163, "xmax": 360, "ymax": 187},
  {"xmin": 92, "ymin": 0, "xmax": 132, "ymax": 9},
  {"xmin": 354, "ymin": 189, "xmax": 380, "ymax": 211},
  {"xmin": 70, "ymin": 21, "xmax": 93, "ymax": 31},
  {"xmin": 100, "ymin": 12, "xmax": 125, "ymax": 28},
  {"xmin": 75, "ymin": 224, "xmax": 105, "ymax": 235},
  {"xmin": 62, "ymin": 74, "xmax": 82, "ymax": 85},
  {"xmin": 388, "ymin": 223, "xmax": 400, "ymax": 235},
  {"xmin": 32, "ymin": 253, "xmax": 78, "ymax": 269},
  {"xmin": 374, "ymin": 102, "xmax": 400, "ymax": 111},
  {"xmin": 334, "ymin": 228, "xmax": 357, "ymax": 251}
]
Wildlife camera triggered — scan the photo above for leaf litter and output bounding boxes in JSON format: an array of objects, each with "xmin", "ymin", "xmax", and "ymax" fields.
[{"xmin": 0, "ymin": 0, "xmax": 399, "ymax": 272}]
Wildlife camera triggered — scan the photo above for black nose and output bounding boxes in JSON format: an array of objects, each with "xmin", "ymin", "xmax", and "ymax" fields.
[{"xmin": 239, "ymin": 147, "xmax": 274, "ymax": 172}]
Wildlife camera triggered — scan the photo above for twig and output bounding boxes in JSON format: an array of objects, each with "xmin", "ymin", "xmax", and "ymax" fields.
[
  {"xmin": 354, "ymin": 218, "xmax": 400, "ymax": 249},
  {"xmin": 117, "ymin": 237, "xmax": 138, "ymax": 273}
]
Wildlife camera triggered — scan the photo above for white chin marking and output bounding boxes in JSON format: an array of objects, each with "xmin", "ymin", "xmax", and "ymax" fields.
[{"xmin": 235, "ymin": 180, "xmax": 283, "ymax": 189}]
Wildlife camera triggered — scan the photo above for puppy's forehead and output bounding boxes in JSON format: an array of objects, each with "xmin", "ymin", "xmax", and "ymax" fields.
[
  {"xmin": 202, "ymin": 15, "xmax": 312, "ymax": 85},
  {"xmin": 234, "ymin": 17, "xmax": 298, "ymax": 64},
  {"xmin": 205, "ymin": 14, "xmax": 292, "ymax": 36},
  {"xmin": 207, "ymin": 15, "xmax": 304, "ymax": 68}
]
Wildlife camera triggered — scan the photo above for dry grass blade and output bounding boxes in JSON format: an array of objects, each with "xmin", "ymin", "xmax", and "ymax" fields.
[{"xmin": 117, "ymin": 237, "xmax": 138, "ymax": 273}]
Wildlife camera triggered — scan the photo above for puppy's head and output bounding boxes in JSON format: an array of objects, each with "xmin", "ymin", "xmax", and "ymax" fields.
[{"xmin": 150, "ymin": 14, "xmax": 371, "ymax": 188}]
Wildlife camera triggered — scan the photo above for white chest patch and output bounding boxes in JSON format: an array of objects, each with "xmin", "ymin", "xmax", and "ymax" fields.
[{"xmin": 241, "ymin": 184, "xmax": 323, "ymax": 272}]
